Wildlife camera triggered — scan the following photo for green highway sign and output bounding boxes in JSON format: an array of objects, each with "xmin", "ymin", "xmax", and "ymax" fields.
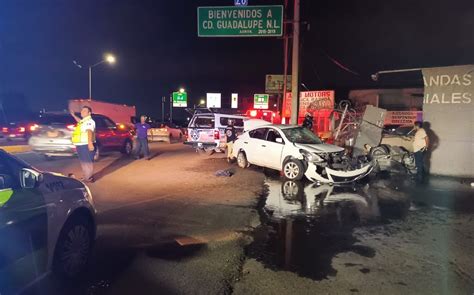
[
  {"xmin": 254, "ymin": 94, "xmax": 269, "ymax": 109},
  {"xmin": 172, "ymin": 92, "xmax": 188, "ymax": 107},
  {"xmin": 197, "ymin": 6, "xmax": 283, "ymax": 37}
]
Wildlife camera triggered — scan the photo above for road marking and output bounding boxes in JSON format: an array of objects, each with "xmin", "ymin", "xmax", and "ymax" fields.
[{"xmin": 0, "ymin": 145, "xmax": 32, "ymax": 154}]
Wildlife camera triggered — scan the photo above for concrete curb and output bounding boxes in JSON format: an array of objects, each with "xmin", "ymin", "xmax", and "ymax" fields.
[{"xmin": 0, "ymin": 145, "xmax": 32, "ymax": 154}]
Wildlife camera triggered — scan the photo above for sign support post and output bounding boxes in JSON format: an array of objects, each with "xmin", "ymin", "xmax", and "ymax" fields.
[{"xmin": 290, "ymin": 0, "xmax": 300, "ymax": 125}]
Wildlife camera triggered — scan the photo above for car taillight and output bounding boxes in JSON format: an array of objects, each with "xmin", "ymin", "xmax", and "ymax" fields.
[
  {"xmin": 214, "ymin": 130, "xmax": 220, "ymax": 139},
  {"xmin": 67, "ymin": 124, "xmax": 75, "ymax": 131},
  {"xmin": 19, "ymin": 127, "xmax": 25, "ymax": 132},
  {"xmin": 2, "ymin": 127, "xmax": 8, "ymax": 133},
  {"xmin": 29, "ymin": 124, "xmax": 39, "ymax": 131}
]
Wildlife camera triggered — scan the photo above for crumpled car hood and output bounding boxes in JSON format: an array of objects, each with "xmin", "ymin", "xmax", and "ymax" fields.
[{"xmin": 295, "ymin": 143, "xmax": 345, "ymax": 154}]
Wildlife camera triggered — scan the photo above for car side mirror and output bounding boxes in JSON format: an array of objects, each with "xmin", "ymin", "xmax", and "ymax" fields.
[
  {"xmin": 21, "ymin": 168, "xmax": 43, "ymax": 189},
  {"xmin": 276, "ymin": 138, "xmax": 283, "ymax": 144}
]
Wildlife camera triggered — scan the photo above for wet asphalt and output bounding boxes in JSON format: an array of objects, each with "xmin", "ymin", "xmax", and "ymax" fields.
[
  {"xmin": 245, "ymin": 171, "xmax": 474, "ymax": 285},
  {"xmin": 14, "ymin": 147, "xmax": 474, "ymax": 294}
]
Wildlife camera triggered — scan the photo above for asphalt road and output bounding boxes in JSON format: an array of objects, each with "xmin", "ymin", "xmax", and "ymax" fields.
[
  {"xmin": 20, "ymin": 142, "xmax": 265, "ymax": 295},
  {"xmin": 14, "ymin": 143, "xmax": 474, "ymax": 295}
]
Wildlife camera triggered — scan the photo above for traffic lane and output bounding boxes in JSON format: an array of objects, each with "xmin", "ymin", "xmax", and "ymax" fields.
[
  {"xmin": 24, "ymin": 143, "xmax": 264, "ymax": 294},
  {"xmin": 16, "ymin": 142, "xmax": 184, "ymax": 181}
]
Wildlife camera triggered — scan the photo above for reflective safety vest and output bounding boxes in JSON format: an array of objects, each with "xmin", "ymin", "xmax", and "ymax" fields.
[{"xmin": 72, "ymin": 116, "xmax": 96, "ymax": 145}]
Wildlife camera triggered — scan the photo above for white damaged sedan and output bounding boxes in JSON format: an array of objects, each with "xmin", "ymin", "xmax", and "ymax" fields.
[{"xmin": 232, "ymin": 121, "xmax": 374, "ymax": 184}]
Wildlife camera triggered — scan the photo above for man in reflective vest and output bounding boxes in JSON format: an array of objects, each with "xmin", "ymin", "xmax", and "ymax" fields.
[{"xmin": 70, "ymin": 106, "xmax": 96, "ymax": 183}]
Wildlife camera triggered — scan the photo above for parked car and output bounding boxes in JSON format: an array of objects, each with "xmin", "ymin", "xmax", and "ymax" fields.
[
  {"xmin": 0, "ymin": 149, "xmax": 96, "ymax": 294},
  {"xmin": 232, "ymin": 121, "xmax": 374, "ymax": 183},
  {"xmin": 185, "ymin": 109, "xmax": 247, "ymax": 154},
  {"xmin": 28, "ymin": 112, "xmax": 134, "ymax": 160},
  {"xmin": 148, "ymin": 122, "xmax": 184, "ymax": 143},
  {"xmin": 2, "ymin": 121, "xmax": 39, "ymax": 141}
]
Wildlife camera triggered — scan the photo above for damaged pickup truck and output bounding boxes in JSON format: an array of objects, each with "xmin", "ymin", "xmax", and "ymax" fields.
[{"xmin": 232, "ymin": 120, "xmax": 374, "ymax": 184}]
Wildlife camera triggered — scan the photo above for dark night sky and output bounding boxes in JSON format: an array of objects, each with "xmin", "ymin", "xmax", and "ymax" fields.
[{"xmin": 0, "ymin": 0, "xmax": 473, "ymax": 120}]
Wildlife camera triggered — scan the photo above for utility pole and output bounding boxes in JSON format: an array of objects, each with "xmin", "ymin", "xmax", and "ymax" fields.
[
  {"xmin": 161, "ymin": 96, "xmax": 165, "ymax": 123},
  {"xmin": 169, "ymin": 94, "xmax": 173, "ymax": 123},
  {"xmin": 282, "ymin": 0, "xmax": 289, "ymax": 124},
  {"xmin": 290, "ymin": 0, "xmax": 300, "ymax": 125},
  {"xmin": 89, "ymin": 66, "xmax": 92, "ymax": 100}
]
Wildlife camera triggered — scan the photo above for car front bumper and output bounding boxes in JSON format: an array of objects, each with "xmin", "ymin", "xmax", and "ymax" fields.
[{"xmin": 304, "ymin": 161, "xmax": 375, "ymax": 184}]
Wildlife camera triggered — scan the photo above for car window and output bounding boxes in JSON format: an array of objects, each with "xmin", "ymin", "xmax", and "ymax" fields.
[
  {"xmin": 282, "ymin": 127, "xmax": 323, "ymax": 144},
  {"xmin": 103, "ymin": 118, "xmax": 116, "ymax": 128},
  {"xmin": 249, "ymin": 128, "xmax": 267, "ymax": 140},
  {"xmin": 95, "ymin": 117, "xmax": 107, "ymax": 129},
  {"xmin": 192, "ymin": 117, "xmax": 214, "ymax": 128},
  {"xmin": 0, "ymin": 154, "xmax": 22, "ymax": 189},
  {"xmin": 220, "ymin": 117, "xmax": 244, "ymax": 127},
  {"xmin": 266, "ymin": 129, "xmax": 283, "ymax": 143},
  {"xmin": 38, "ymin": 114, "xmax": 75, "ymax": 125}
]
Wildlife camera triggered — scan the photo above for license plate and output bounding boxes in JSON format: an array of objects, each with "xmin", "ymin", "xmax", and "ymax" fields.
[{"xmin": 47, "ymin": 131, "xmax": 59, "ymax": 138}]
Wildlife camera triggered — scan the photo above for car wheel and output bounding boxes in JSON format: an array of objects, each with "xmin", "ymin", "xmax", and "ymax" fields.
[
  {"xmin": 198, "ymin": 147, "xmax": 215, "ymax": 156},
  {"xmin": 122, "ymin": 140, "xmax": 133, "ymax": 156},
  {"xmin": 369, "ymin": 145, "xmax": 390, "ymax": 159},
  {"xmin": 283, "ymin": 159, "xmax": 305, "ymax": 180},
  {"xmin": 43, "ymin": 154, "xmax": 54, "ymax": 161},
  {"xmin": 402, "ymin": 153, "xmax": 417, "ymax": 175},
  {"xmin": 237, "ymin": 151, "xmax": 249, "ymax": 168},
  {"xmin": 93, "ymin": 145, "xmax": 101, "ymax": 161},
  {"xmin": 53, "ymin": 214, "xmax": 94, "ymax": 280}
]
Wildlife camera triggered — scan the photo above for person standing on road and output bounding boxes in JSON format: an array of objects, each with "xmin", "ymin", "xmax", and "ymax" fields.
[
  {"xmin": 413, "ymin": 121, "xmax": 429, "ymax": 183},
  {"xmin": 70, "ymin": 106, "xmax": 96, "ymax": 183},
  {"xmin": 225, "ymin": 119, "xmax": 237, "ymax": 163},
  {"xmin": 134, "ymin": 115, "xmax": 151, "ymax": 160},
  {"xmin": 302, "ymin": 112, "xmax": 314, "ymax": 131}
]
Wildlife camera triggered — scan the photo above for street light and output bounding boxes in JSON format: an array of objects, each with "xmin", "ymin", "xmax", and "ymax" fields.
[
  {"xmin": 371, "ymin": 67, "xmax": 421, "ymax": 81},
  {"xmin": 200, "ymin": 99, "xmax": 206, "ymax": 106},
  {"xmin": 73, "ymin": 53, "xmax": 116, "ymax": 99},
  {"xmin": 179, "ymin": 88, "xmax": 185, "ymax": 93}
]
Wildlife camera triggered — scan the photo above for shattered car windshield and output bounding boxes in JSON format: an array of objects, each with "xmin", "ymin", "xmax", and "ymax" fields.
[{"xmin": 282, "ymin": 127, "xmax": 323, "ymax": 144}]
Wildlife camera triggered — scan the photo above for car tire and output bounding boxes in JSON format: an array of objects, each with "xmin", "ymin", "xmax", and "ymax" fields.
[
  {"xmin": 121, "ymin": 140, "xmax": 133, "ymax": 156},
  {"xmin": 43, "ymin": 154, "xmax": 54, "ymax": 161},
  {"xmin": 93, "ymin": 145, "xmax": 101, "ymax": 162},
  {"xmin": 52, "ymin": 214, "xmax": 94, "ymax": 281},
  {"xmin": 198, "ymin": 147, "xmax": 215, "ymax": 156},
  {"xmin": 282, "ymin": 159, "xmax": 305, "ymax": 180},
  {"xmin": 369, "ymin": 145, "xmax": 390, "ymax": 159},
  {"xmin": 237, "ymin": 151, "xmax": 249, "ymax": 168}
]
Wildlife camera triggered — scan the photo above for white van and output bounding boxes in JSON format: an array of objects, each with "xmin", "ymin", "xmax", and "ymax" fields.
[{"xmin": 185, "ymin": 109, "xmax": 247, "ymax": 154}]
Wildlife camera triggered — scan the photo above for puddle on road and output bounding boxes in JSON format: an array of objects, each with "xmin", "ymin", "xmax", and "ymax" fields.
[{"xmin": 246, "ymin": 177, "xmax": 412, "ymax": 281}]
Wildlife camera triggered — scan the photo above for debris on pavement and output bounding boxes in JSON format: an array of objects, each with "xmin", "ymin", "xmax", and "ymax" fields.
[{"xmin": 215, "ymin": 169, "xmax": 234, "ymax": 177}]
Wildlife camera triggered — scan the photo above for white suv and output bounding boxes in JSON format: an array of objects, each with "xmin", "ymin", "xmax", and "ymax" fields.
[{"xmin": 185, "ymin": 110, "xmax": 247, "ymax": 154}]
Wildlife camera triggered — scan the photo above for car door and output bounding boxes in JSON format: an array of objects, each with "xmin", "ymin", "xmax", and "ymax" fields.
[
  {"xmin": 0, "ymin": 154, "xmax": 48, "ymax": 294},
  {"xmin": 94, "ymin": 117, "xmax": 114, "ymax": 149},
  {"xmin": 262, "ymin": 128, "xmax": 285, "ymax": 170},
  {"xmin": 246, "ymin": 128, "xmax": 269, "ymax": 166},
  {"xmin": 103, "ymin": 117, "xmax": 122, "ymax": 147}
]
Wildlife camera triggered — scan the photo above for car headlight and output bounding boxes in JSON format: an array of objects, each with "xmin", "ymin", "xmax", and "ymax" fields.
[{"xmin": 299, "ymin": 149, "xmax": 324, "ymax": 163}]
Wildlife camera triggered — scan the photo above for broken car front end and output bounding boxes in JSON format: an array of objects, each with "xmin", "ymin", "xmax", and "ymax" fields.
[{"xmin": 300, "ymin": 149, "xmax": 375, "ymax": 184}]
